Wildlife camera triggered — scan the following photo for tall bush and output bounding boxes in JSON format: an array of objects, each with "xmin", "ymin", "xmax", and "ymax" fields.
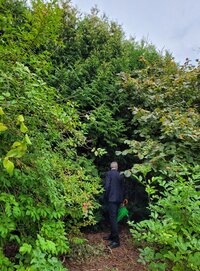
[
  {"xmin": 117, "ymin": 58, "xmax": 200, "ymax": 270},
  {"xmin": 0, "ymin": 61, "xmax": 101, "ymax": 270}
]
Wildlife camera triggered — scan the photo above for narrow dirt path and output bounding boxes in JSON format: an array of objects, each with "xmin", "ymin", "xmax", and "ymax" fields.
[{"xmin": 64, "ymin": 228, "xmax": 147, "ymax": 271}]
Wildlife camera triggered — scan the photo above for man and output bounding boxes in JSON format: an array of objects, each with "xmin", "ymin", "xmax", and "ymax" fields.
[{"xmin": 104, "ymin": 161, "xmax": 127, "ymax": 248}]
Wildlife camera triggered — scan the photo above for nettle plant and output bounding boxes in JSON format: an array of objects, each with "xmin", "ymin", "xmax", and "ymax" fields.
[{"xmin": 129, "ymin": 164, "xmax": 200, "ymax": 271}]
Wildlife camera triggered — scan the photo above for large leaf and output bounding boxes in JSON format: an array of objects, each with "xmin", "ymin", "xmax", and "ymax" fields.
[
  {"xmin": 0, "ymin": 107, "xmax": 4, "ymax": 115},
  {"xmin": 20, "ymin": 122, "xmax": 28, "ymax": 133},
  {"xmin": 3, "ymin": 157, "xmax": 14, "ymax": 176},
  {"xmin": 0, "ymin": 122, "xmax": 7, "ymax": 132}
]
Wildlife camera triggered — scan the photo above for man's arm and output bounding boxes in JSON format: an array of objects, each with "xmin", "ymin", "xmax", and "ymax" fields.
[{"xmin": 104, "ymin": 172, "xmax": 111, "ymax": 200}]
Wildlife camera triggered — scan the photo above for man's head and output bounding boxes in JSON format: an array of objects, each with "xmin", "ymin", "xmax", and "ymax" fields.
[{"xmin": 110, "ymin": 161, "xmax": 118, "ymax": 170}]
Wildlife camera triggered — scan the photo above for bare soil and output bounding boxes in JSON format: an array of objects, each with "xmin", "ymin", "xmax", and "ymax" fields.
[{"xmin": 64, "ymin": 228, "xmax": 147, "ymax": 271}]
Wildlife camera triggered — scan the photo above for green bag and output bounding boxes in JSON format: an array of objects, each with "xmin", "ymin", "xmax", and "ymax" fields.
[{"xmin": 117, "ymin": 206, "xmax": 129, "ymax": 222}]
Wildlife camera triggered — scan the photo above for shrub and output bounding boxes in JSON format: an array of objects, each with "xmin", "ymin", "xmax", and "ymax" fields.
[
  {"xmin": 0, "ymin": 62, "xmax": 102, "ymax": 270},
  {"xmin": 129, "ymin": 164, "xmax": 200, "ymax": 271}
]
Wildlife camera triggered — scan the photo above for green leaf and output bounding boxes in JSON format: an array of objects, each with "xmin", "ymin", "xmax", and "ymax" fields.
[
  {"xmin": 0, "ymin": 122, "xmax": 8, "ymax": 132},
  {"xmin": 6, "ymin": 148, "xmax": 24, "ymax": 158},
  {"xmin": 0, "ymin": 107, "xmax": 4, "ymax": 115},
  {"xmin": 20, "ymin": 122, "xmax": 28, "ymax": 133},
  {"xmin": 188, "ymin": 252, "xmax": 200, "ymax": 265},
  {"xmin": 138, "ymin": 153, "xmax": 144, "ymax": 159},
  {"xmin": 12, "ymin": 141, "xmax": 21, "ymax": 148},
  {"xmin": 19, "ymin": 243, "xmax": 32, "ymax": 255},
  {"xmin": 17, "ymin": 115, "xmax": 24, "ymax": 122},
  {"xmin": 3, "ymin": 92, "xmax": 10, "ymax": 97},
  {"xmin": 25, "ymin": 134, "xmax": 32, "ymax": 145},
  {"xmin": 3, "ymin": 158, "xmax": 14, "ymax": 176},
  {"xmin": 124, "ymin": 170, "xmax": 131, "ymax": 177}
]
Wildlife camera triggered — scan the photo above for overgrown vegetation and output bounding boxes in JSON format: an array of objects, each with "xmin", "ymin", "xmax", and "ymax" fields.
[
  {"xmin": 129, "ymin": 165, "xmax": 200, "ymax": 271},
  {"xmin": 116, "ymin": 57, "xmax": 200, "ymax": 270},
  {"xmin": 0, "ymin": 0, "xmax": 199, "ymax": 270}
]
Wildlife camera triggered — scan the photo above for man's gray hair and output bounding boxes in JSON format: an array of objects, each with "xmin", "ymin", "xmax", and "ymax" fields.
[{"xmin": 110, "ymin": 161, "xmax": 118, "ymax": 169}]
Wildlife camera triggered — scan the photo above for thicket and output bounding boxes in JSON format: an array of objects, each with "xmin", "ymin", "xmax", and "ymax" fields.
[
  {"xmin": 0, "ymin": 1, "xmax": 102, "ymax": 270},
  {"xmin": 117, "ymin": 59, "xmax": 200, "ymax": 270},
  {"xmin": 0, "ymin": 0, "xmax": 200, "ymax": 270}
]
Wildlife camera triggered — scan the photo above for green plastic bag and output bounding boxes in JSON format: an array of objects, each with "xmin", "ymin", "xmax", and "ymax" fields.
[{"xmin": 117, "ymin": 206, "xmax": 129, "ymax": 222}]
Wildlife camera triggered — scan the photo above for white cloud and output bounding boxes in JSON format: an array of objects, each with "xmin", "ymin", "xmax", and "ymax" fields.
[{"xmin": 71, "ymin": 0, "xmax": 200, "ymax": 64}]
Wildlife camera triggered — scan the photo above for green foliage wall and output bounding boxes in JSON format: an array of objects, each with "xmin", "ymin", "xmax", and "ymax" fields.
[
  {"xmin": 116, "ymin": 53, "xmax": 200, "ymax": 270},
  {"xmin": 47, "ymin": 5, "xmax": 163, "ymax": 160},
  {"xmin": 0, "ymin": 61, "xmax": 102, "ymax": 270},
  {"xmin": 0, "ymin": 1, "xmax": 102, "ymax": 269},
  {"xmin": 1, "ymin": 0, "xmax": 199, "ymax": 270},
  {"xmin": 117, "ymin": 58, "xmax": 200, "ymax": 173}
]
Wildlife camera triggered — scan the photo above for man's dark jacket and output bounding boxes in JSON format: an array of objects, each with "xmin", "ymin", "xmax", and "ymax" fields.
[{"xmin": 104, "ymin": 169, "xmax": 125, "ymax": 203}]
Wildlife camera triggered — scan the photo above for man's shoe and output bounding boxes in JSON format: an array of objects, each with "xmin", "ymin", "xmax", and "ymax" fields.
[
  {"xmin": 103, "ymin": 235, "xmax": 112, "ymax": 241},
  {"xmin": 108, "ymin": 241, "xmax": 120, "ymax": 249}
]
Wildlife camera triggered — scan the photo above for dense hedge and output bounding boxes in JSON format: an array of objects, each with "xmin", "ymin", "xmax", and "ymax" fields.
[{"xmin": 0, "ymin": 1, "xmax": 199, "ymax": 270}]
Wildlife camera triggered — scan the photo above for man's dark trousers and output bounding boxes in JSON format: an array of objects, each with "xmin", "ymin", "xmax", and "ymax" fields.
[{"xmin": 108, "ymin": 202, "xmax": 120, "ymax": 243}]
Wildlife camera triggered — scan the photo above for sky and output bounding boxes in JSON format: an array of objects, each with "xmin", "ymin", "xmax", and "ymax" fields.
[{"xmin": 70, "ymin": 0, "xmax": 200, "ymax": 65}]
